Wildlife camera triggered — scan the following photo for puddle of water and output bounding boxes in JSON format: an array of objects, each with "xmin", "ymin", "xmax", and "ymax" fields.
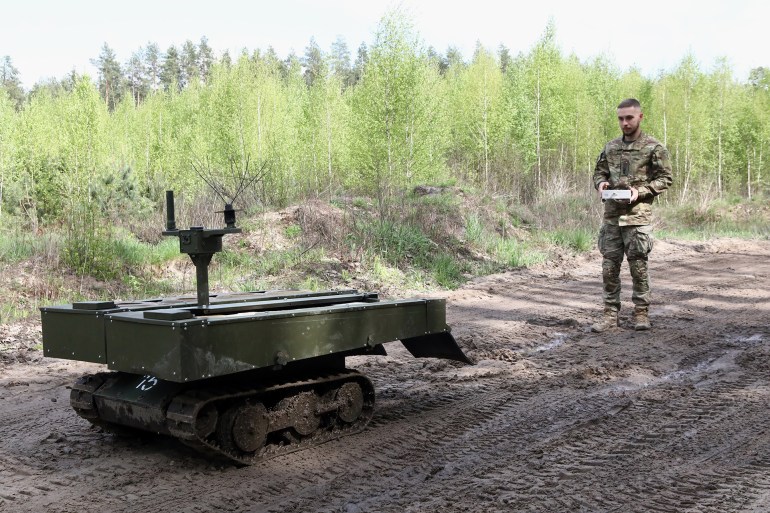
[
  {"xmin": 722, "ymin": 333, "xmax": 765, "ymax": 345},
  {"xmin": 600, "ymin": 350, "xmax": 739, "ymax": 394},
  {"xmin": 533, "ymin": 333, "xmax": 568, "ymax": 353}
]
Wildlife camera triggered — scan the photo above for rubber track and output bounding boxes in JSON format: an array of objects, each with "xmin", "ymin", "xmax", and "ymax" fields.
[{"xmin": 160, "ymin": 370, "xmax": 373, "ymax": 465}]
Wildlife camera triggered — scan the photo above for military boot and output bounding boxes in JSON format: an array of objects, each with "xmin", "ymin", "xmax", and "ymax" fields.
[
  {"xmin": 633, "ymin": 307, "xmax": 651, "ymax": 331},
  {"xmin": 591, "ymin": 307, "xmax": 618, "ymax": 333}
]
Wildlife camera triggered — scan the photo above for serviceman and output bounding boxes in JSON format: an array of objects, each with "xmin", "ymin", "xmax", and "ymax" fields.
[{"xmin": 592, "ymin": 98, "xmax": 673, "ymax": 332}]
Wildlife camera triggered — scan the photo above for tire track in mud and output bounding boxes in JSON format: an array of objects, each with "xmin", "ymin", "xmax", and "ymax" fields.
[
  {"xmin": 83, "ymin": 376, "xmax": 536, "ymax": 513},
  {"xmin": 12, "ymin": 344, "xmax": 770, "ymax": 513},
  {"xmin": 461, "ymin": 354, "xmax": 770, "ymax": 512},
  {"xmin": 260, "ymin": 379, "xmax": 634, "ymax": 513},
  {"xmin": 31, "ymin": 369, "xmax": 614, "ymax": 513}
]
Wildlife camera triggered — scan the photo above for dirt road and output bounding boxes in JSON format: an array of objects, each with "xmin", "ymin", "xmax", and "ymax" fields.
[{"xmin": 2, "ymin": 237, "xmax": 769, "ymax": 512}]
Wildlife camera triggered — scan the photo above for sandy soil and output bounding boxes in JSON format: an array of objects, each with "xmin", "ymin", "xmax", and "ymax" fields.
[{"xmin": 2, "ymin": 237, "xmax": 770, "ymax": 513}]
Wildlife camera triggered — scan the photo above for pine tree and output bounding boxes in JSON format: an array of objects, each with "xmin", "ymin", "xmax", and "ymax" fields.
[
  {"xmin": 144, "ymin": 43, "xmax": 161, "ymax": 91},
  {"xmin": 330, "ymin": 36, "xmax": 353, "ymax": 87},
  {"xmin": 160, "ymin": 45, "xmax": 182, "ymax": 91},
  {"xmin": 498, "ymin": 44, "xmax": 511, "ymax": 74},
  {"xmin": 352, "ymin": 43, "xmax": 368, "ymax": 86},
  {"xmin": 749, "ymin": 67, "xmax": 770, "ymax": 91},
  {"xmin": 126, "ymin": 50, "xmax": 148, "ymax": 104},
  {"xmin": 442, "ymin": 46, "xmax": 465, "ymax": 74},
  {"xmin": 221, "ymin": 50, "xmax": 232, "ymax": 68},
  {"xmin": 198, "ymin": 36, "xmax": 214, "ymax": 83},
  {"xmin": 91, "ymin": 43, "xmax": 123, "ymax": 110},
  {"xmin": 302, "ymin": 38, "xmax": 324, "ymax": 87},
  {"xmin": 181, "ymin": 40, "xmax": 199, "ymax": 87},
  {"xmin": 0, "ymin": 56, "xmax": 25, "ymax": 109}
]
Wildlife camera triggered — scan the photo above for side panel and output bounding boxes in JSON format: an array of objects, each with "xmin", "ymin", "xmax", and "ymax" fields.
[
  {"xmin": 425, "ymin": 298, "xmax": 448, "ymax": 333},
  {"xmin": 105, "ymin": 321, "xmax": 184, "ymax": 379},
  {"xmin": 105, "ymin": 301, "xmax": 433, "ymax": 382},
  {"xmin": 178, "ymin": 303, "xmax": 430, "ymax": 381},
  {"xmin": 40, "ymin": 309, "xmax": 107, "ymax": 363}
]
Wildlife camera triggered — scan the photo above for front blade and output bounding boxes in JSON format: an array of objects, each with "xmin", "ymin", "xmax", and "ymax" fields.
[{"xmin": 400, "ymin": 332, "xmax": 473, "ymax": 364}]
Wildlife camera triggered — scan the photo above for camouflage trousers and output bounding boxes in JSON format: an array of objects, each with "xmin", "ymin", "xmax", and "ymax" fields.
[{"xmin": 597, "ymin": 223, "xmax": 654, "ymax": 310}]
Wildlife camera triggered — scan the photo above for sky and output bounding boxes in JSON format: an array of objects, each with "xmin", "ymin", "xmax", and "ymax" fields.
[{"xmin": 1, "ymin": 0, "xmax": 767, "ymax": 89}]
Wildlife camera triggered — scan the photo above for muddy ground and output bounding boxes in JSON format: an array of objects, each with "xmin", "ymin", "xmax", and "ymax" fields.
[{"xmin": 1, "ymin": 237, "xmax": 769, "ymax": 512}]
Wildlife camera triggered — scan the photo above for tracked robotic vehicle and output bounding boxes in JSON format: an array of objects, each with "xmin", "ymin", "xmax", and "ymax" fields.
[{"xmin": 41, "ymin": 192, "xmax": 471, "ymax": 464}]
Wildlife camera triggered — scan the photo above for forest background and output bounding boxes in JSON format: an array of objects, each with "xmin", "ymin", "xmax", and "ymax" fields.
[{"xmin": 0, "ymin": 11, "xmax": 768, "ymax": 322}]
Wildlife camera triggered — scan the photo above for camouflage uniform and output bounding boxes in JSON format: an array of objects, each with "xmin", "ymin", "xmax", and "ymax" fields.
[{"xmin": 593, "ymin": 132, "xmax": 673, "ymax": 311}]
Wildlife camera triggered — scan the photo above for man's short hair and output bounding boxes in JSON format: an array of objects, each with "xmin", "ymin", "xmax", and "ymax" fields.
[{"xmin": 617, "ymin": 98, "xmax": 641, "ymax": 110}]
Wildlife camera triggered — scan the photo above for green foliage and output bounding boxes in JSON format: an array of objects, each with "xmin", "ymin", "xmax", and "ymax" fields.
[
  {"xmin": 0, "ymin": 229, "xmax": 61, "ymax": 263},
  {"xmin": 348, "ymin": 10, "xmax": 449, "ymax": 213},
  {"xmin": 431, "ymin": 253, "xmax": 463, "ymax": 288},
  {"xmin": 494, "ymin": 238, "xmax": 547, "ymax": 268},
  {"xmin": 658, "ymin": 197, "xmax": 770, "ymax": 239},
  {"xmin": 670, "ymin": 204, "xmax": 721, "ymax": 227},
  {"xmin": 62, "ymin": 212, "xmax": 179, "ymax": 280},
  {"xmin": 547, "ymin": 228, "xmax": 594, "ymax": 252},
  {"xmin": 3, "ymin": 13, "xmax": 769, "ymax": 229},
  {"xmin": 1, "ymin": 56, "xmax": 26, "ymax": 109},
  {"xmin": 464, "ymin": 214, "xmax": 485, "ymax": 244},
  {"xmin": 359, "ymin": 218, "xmax": 435, "ymax": 267},
  {"xmin": 284, "ymin": 224, "xmax": 302, "ymax": 238}
]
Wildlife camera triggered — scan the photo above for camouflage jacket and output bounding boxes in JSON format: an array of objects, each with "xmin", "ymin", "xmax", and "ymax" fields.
[{"xmin": 593, "ymin": 132, "xmax": 673, "ymax": 226}]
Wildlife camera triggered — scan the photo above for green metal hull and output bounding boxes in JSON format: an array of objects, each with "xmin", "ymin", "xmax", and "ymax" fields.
[{"xmin": 41, "ymin": 290, "xmax": 469, "ymax": 383}]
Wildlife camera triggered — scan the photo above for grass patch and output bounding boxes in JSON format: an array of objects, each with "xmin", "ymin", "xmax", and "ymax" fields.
[
  {"xmin": 63, "ymin": 226, "xmax": 180, "ymax": 280},
  {"xmin": 658, "ymin": 198, "xmax": 770, "ymax": 239},
  {"xmin": 356, "ymin": 219, "xmax": 435, "ymax": 268},
  {"xmin": 464, "ymin": 214, "xmax": 485, "ymax": 245},
  {"xmin": 546, "ymin": 228, "xmax": 595, "ymax": 252},
  {"xmin": 431, "ymin": 253, "xmax": 463, "ymax": 288},
  {"xmin": 493, "ymin": 238, "xmax": 547, "ymax": 267},
  {"xmin": 0, "ymin": 230, "xmax": 62, "ymax": 263}
]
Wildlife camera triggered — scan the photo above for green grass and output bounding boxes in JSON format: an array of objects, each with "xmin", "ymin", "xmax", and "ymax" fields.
[
  {"xmin": 658, "ymin": 198, "xmax": 770, "ymax": 240},
  {"xmin": 464, "ymin": 214, "xmax": 485, "ymax": 245},
  {"xmin": 111, "ymin": 231, "xmax": 179, "ymax": 267},
  {"xmin": 431, "ymin": 253, "xmax": 463, "ymax": 288},
  {"xmin": 658, "ymin": 223, "xmax": 770, "ymax": 240},
  {"xmin": 284, "ymin": 224, "xmax": 302, "ymax": 238},
  {"xmin": 546, "ymin": 228, "xmax": 595, "ymax": 252},
  {"xmin": 361, "ymin": 219, "xmax": 435, "ymax": 268},
  {"xmin": 0, "ymin": 230, "xmax": 62, "ymax": 263},
  {"xmin": 413, "ymin": 191, "xmax": 461, "ymax": 214},
  {"xmin": 493, "ymin": 238, "xmax": 547, "ymax": 267},
  {"xmin": 464, "ymin": 213, "xmax": 547, "ymax": 269}
]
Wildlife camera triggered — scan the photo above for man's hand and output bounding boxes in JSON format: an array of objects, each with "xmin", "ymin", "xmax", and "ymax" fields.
[
  {"xmin": 628, "ymin": 187, "xmax": 639, "ymax": 203},
  {"xmin": 597, "ymin": 181, "xmax": 609, "ymax": 200}
]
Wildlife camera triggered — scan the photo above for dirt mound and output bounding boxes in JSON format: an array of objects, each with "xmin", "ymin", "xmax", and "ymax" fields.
[{"xmin": 294, "ymin": 199, "xmax": 348, "ymax": 249}]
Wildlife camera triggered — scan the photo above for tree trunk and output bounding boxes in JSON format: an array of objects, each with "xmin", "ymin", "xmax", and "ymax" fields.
[
  {"xmin": 257, "ymin": 94, "xmax": 262, "ymax": 158},
  {"xmin": 680, "ymin": 93, "xmax": 692, "ymax": 204},
  {"xmin": 662, "ymin": 87, "xmax": 668, "ymax": 147},
  {"xmin": 747, "ymin": 146, "xmax": 752, "ymax": 200},
  {"xmin": 326, "ymin": 103, "xmax": 333, "ymax": 197},
  {"xmin": 717, "ymin": 83, "xmax": 724, "ymax": 198},
  {"xmin": 535, "ymin": 69, "xmax": 541, "ymax": 191},
  {"xmin": 482, "ymin": 66, "xmax": 490, "ymax": 191}
]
